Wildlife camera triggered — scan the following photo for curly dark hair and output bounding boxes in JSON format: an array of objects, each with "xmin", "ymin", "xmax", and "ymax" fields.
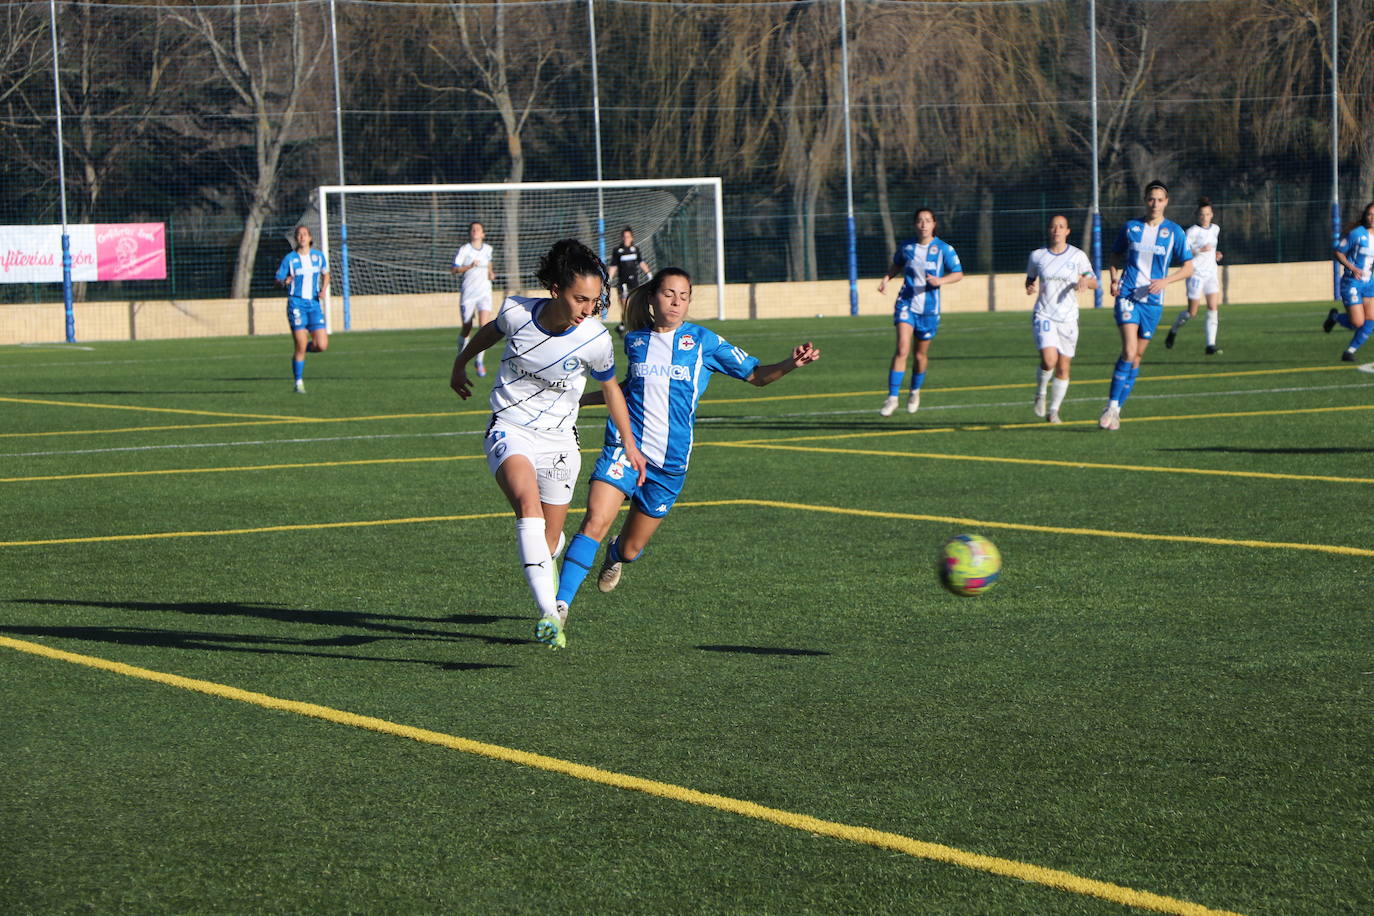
[{"xmin": 536, "ymin": 239, "xmax": 607, "ymax": 295}]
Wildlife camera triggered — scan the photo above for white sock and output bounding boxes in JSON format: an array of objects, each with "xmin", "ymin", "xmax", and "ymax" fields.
[
  {"xmin": 476, "ymin": 353, "xmax": 485, "ymax": 371},
  {"xmin": 1036, "ymin": 367, "xmax": 1052, "ymax": 397},
  {"xmin": 1049, "ymin": 377, "xmax": 1069, "ymax": 413},
  {"xmin": 1205, "ymin": 310, "xmax": 1218, "ymax": 346},
  {"xmin": 515, "ymin": 517, "xmax": 557, "ymax": 618},
  {"xmin": 1171, "ymin": 311, "xmax": 1191, "ymax": 332}
]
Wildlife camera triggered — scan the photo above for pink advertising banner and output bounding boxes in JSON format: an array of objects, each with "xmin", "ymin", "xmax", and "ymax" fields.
[{"xmin": 0, "ymin": 223, "xmax": 165, "ymax": 283}]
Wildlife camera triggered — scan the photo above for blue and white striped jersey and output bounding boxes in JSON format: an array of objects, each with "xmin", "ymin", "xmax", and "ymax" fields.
[
  {"xmin": 891, "ymin": 237, "xmax": 962, "ymax": 315},
  {"xmin": 1112, "ymin": 219, "xmax": 1192, "ymax": 306},
  {"xmin": 604, "ymin": 321, "xmax": 760, "ymax": 473},
  {"xmin": 276, "ymin": 249, "xmax": 328, "ymax": 301},
  {"xmin": 1336, "ymin": 226, "xmax": 1374, "ymax": 280},
  {"xmin": 489, "ymin": 296, "xmax": 617, "ymax": 432}
]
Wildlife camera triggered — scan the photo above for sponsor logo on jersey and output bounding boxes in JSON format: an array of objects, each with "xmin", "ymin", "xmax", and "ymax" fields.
[
  {"xmin": 655, "ymin": 504, "xmax": 668, "ymax": 513},
  {"xmin": 678, "ymin": 334, "xmax": 695, "ymax": 350},
  {"xmin": 629, "ymin": 337, "xmax": 647, "ymax": 349},
  {"xmin": 632, "ymin": 362, "xmax": 691, "ymax": 380}
]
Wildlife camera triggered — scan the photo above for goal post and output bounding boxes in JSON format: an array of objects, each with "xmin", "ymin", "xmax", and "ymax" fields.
[{"xmin": 314, "ymin": 178, "xmax": 726, "ymax": 331}]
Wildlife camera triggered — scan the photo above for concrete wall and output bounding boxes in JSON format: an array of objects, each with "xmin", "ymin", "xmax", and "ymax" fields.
[{"xmin": 1, "ymin": 260, "xmax": 1337, "ymax": 345}]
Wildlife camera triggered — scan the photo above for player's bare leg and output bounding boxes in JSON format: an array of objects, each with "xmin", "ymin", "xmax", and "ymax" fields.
[
  {"xmin": 599, "ymin": 508, "xmax": 666, "ymax": 593},
  {"xmin": 881, "ymin": 323, "xmax": 913, "ymax": 416}
]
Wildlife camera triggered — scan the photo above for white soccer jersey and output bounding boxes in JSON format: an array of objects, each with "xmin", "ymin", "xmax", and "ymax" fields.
[
  {"xmin": 453, "ymin": 242, "xmax": 494, "ymax": 303},
  {"xmin": 1186, "ymin": 224, "xmax": 1220, "ymax": 278},
  {"xmin": 488, "ymin": 295, "xmax": 616, "ymax": 432},
  {"xmin": 1027, "ymin": 245, "xmax": 1093, "ymax": 323}
]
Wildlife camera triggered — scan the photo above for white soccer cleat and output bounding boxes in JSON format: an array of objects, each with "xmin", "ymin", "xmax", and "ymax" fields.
[
  {"xmin": 1098, "ymin": 405, "xmax": 1120, "ymax": 431},
  {"xmin": 597, "ymin": 550, "xmax": 623, "ymax": 593},
  {"xmin": 1047, "ymin": 411, "xmax": 1063, "ymax": 424},
  {"xmin": 555, "ymin": 600, "xmax": 569, "ymax": 626},
  {"xmin": 878, "ymin": 396, "xmax": 899, "ymax": 417},
  {"xmin": 293, "ymin": 379, "xmax": 305, "ymax": 394},
  {"xmin": 906, "ymin": 390, "xmax": 921, "ymax": 414},
  {"xmin": 1033, "ymin": 393, "xmax": 1047, "ymax": 418}
]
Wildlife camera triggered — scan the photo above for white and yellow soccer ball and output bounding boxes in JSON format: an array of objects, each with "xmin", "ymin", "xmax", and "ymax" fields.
[{"xmin": 938, "ymin": 534, "xmax": 1002, "ymax": 597}]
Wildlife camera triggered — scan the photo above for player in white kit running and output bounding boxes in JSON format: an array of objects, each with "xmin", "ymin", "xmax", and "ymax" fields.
[
  {"xmin": 451, "ymin": 221, "xmax": 496, "ymax": 376},
  {"xmin": 1024, "ymin": 214, "xmax": 1097, "ymax": 423},
  {"xmin": 1165, "ymin": 198, "xmax": 1224, "ymax": 354},
  {"xmin": 450, "ymin": 239, "xmax": 646, "ymax": 650}
]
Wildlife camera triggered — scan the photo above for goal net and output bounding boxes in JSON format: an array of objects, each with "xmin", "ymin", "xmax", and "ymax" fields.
[{"xmin": 310, "ymin": 179, "xmax": 725, "ymax": 330}]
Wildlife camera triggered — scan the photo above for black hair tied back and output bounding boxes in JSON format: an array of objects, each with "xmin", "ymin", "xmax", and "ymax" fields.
[{"xmin": 537, "ymin": 238, "xmax": 609, "ymax": 314}]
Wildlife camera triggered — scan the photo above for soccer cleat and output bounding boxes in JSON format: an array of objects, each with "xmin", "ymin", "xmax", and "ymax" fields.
[
  {"xmin": 555, "ymin": 600, "xmax": 569, "ymax": 626},
  {"xmin": 878, "ymin": 396, "xmax": 899, "ymax": 417},
  {"xmin": 1205, "ymin": 345, "xmax": 1221, "ymax": 355},
  {"xmin": 1047, "ymin": 411, "xmax": 1063, "ymax": 424},
  {"xmin": 293, "ymin": 379, "xmax": 305, "ymax": 394},
  {"xmin": 476, "ymin": 362, "xmax": 487, "ymax": 378},
  {"xmin": 1164, "ymin": 329, "xmax": 1177, "ymax": 349},
  {"xmin": 1032, "ymin": 393, "xmax": 1047, "ymax": 418},
  {"xmin": 906, "ymin": 390, "xmax": 921, "ymax": 414},
  {"xmin": 1342, "ymin": 349, "xmax": 1356, "ymax": 362},
  {"xmin": 597, "ymin": 548, "xmax": 623, "ymax": 593},
  {"xmin": 1324, "ymin": 308, "xmax": 1339, "ymax": 333},
  {"xmin": 1098, "ymin": 405, "xmax": 1120, "ymax": 431},
  {"xmin": 534, "ymin": 613, "xmax": 566, "ymax": 649}
]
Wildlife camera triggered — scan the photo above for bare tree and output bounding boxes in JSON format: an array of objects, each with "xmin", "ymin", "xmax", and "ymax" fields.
[{"xmin": 169, "ymin": 0, "xmax": 328, "ymax": 299}]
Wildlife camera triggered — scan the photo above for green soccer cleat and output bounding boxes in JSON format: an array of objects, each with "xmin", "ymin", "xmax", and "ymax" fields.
[{"xmin": 534, "ymin": 614, "xmax": 566, "ymax": 650}]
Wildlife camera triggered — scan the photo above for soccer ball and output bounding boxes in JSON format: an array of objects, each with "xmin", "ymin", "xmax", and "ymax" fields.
[{"xmin": 938, "ymin": 534, "xmax": 1001, "ymax": 597}]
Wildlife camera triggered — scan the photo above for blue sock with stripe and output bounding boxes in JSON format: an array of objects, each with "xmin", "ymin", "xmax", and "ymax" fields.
[
  {"xmin": 292, "ymin": 359, "xmax": 304, "ymax": 382},
  {"xmin": 555, "ymin": 533, "xmax": 600, "ymax": 606},
  {"xmin": 1108, "ymin": 358, "xmax": 1131, "ymax": 403},
  {"xmin": 910, "ymin": 371, "xmax": 926, "ymax": 392},
  {"xmin": 1119, "ymin": 365, "xmax": 1141, "ymax": 406},
  {"xmin": 888, "ymin": 370, "xmax": 904, "ymax": 397},
  {"xmin": 1349, "ymin": 322, "xmax": 1374, "ymax": 353}
]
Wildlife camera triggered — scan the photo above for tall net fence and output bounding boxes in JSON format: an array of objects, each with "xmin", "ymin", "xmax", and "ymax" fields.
[{"xmin": 1, "ymin": 0, "xmax": 1370, "ymax": 318}]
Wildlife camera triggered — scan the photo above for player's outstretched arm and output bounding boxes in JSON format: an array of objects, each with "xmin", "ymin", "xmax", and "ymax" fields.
[
  {"xmin": 450, "ymin": 320, "xmax": 504, "ymax": 400},
  {"xmin": 926, "ymin": 270, "xmax": 963, "ymax": 289},
  {"xmin": 747, "ymin": 342, "xmax": 821, "ymax": 387},
  {"xmin": 600, "ymin": 377, "xmax": 647, "ymax": 484}
]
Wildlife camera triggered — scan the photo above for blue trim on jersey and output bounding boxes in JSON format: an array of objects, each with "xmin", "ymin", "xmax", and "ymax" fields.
[
  {"xmin": 891, "ymin": 236, "xmax": 962, "ymax": 315},
  {"xmin": 531, "ymin": 301, "xmax": 576, "ymax": 337},
  {"xmin": 1336, "ymin": 226, "xmax": 1374, "ymax": 282},
  {"xmin": 1112, "ymin": 219, "xmax": 1191, "ymax": 308},
  {"xmin": 590, "ymin": 365, "xmax": 616, "ymax": 382},
  {"xmin": 275, "ymin": 249, "xmax": 328, "ymax": 301}
]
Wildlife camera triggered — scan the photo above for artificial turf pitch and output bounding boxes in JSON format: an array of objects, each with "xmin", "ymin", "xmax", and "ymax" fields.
[{"xmin": 2, "ymin": 302, "xmax": 1371, "ymax": 914}]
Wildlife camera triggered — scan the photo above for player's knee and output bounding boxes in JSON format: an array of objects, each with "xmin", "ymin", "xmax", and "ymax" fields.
[
  {"xmin": 311, "ymin": 338, "xmax": 328, "ymax": 353},
  {"xmin": 579, "ymin": 508, "xmax": 616, "ymax": 541}
]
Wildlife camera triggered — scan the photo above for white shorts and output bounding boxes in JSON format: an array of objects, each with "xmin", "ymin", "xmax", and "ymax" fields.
[
  {"xmin": 461, "ymin": 294, "xmax": 493, "ymax": 323},
  {"xmin": 484, "ymin": 421, "xmax": 581, "ymax": 506},
  {"xmin": 1032, "ymin": 313, "xmax": 1079, "ymax": 357},
  {"xmin": 1185, "ymin": 274, "xmax": 1219, "ymax": 300}
]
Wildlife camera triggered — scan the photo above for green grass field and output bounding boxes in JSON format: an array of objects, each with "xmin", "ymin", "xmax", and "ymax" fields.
[{"xmin": 2, "ymin": 301, "xmax": 1371, "ymax": 914}]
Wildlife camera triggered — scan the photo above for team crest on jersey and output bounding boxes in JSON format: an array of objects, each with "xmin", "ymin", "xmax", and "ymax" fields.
[
  {"xmin": 562, "ymin": 356, "xmax": 579, "ymax": 371},
  {"xmin": 607, "ymin": 461, "xmax": 624, "ymax": 480},
  {"xmin": 678, "ymin": 334, "xmax": 696, "ymax": 351},
  {"xmin": 1159, "ymin": 229, "xmax": 1170, "ymax": 238}
]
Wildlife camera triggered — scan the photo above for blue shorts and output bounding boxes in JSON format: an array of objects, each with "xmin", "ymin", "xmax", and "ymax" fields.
[
  {"xmin": 590, "ymin": 446, "xmax": 686, "ymax": 519},
  {"xmin": 1340, "ymin": 277, "xmax": 1374, "ymax": 306},
  {"xmin": 287, "ymin": 297, "xmax": 326, "ymax": 332},
  {"xmin": 894, "ymin": 302, "xmax": 940, "ymax": 340},
  {"xmin": 1114, "ymin": 298, "xmax": 1162, "ymax": 339}
]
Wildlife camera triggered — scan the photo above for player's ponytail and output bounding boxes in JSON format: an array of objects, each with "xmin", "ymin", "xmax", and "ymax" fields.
[
  {"xmin": 625, "ymin": 267, "xmax": 692, "ymax": 332},
  {"xmin": 1346, "ymin": 201, "xmax": 1374, "ymax": 234},
  {"xmin": 537, "ymin": 238, "xmax": 609, "ymax": 313}
]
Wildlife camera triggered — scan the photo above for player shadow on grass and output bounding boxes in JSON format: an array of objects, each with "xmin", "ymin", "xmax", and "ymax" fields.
[
  {"xmin": 1158, "ymin": 445, "xmax": 1374, "ymax": 455},
  {"xmin": 5, "ymin": 597, "xmax": 538, "ymax": 666},
  {"xmin": 695, "ymin": 645, "xmax": 829, "ymax": 656}
]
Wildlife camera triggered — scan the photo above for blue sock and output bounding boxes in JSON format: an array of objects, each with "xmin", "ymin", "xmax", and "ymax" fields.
[
  {"xmin": 607, "ymin": 537, "xmax": 643, "ymax": 564},
  {"xmin": 1119, "ymin": 366, "xmax": 1141, "ymax": 406},
  {"xmin": 292, "ymin": 359, "xmax": 304, "ymax": 382},
  {"xmin": 1337, "ymin": 312, "xmax": 1355, "ymax": 330},
  {"xmin": 555, "ymin": 533, "xmax": 600, "ymax": 606},
  {"xmin": 1108, "ymin": 358, "xmax": 1131, "ymax": 403},
  {"xmin": 1349, "ymin": 322, "xmax": 1374, "ymax": 352},
  {"xmin": 887, "ymin": 370, "xmax": 904, "ymax": 398},
  {"xmin": 910, "ymin": 371, "xmax": 926, "ymax": 392}
]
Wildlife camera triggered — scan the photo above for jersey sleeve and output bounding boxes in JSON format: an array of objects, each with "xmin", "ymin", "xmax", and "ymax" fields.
[
  {"xmin": 493, "ymin": 297, "xmax": 522, "ymax": 336},
  {"xmin": 585, "ymin": 332, "xmax": 617, "ymax": 382},
  {"xmin": 941, "ymin": 242, "xmax": 963, "ymax": 274},
  {"xmin": 1076, "ymin": 249, "xmax": 1094, "ymax": 276},
  {"xmin": 453, "ymin": 247, "xmax": 471, "ymax": 269},
  {"xmin": 318, "ymin": 251, "xmax": 329, "ymax": 273},
  {"xmin": 1173, "ymin": 225, "xmax": 1193, "ymax": 263},
  {"xmin": 891, "ymin": 245, "xmax": 906, "ymax": 270},
  {"xmin": 1025, "ymin": 252, "xmax": 1038, "ymax": 279},
  {"xmin": 1337, "ymin": 231, "xmax": 1355, "ymax": 255},
  {"xmin": 703, "ymin": 330, "xmax": 760, "ymax": 381},
  {"xmin": 1112, "ymin": 224, "xmax": 1130, "ymax": 255},
  {"xmin": 275, "ymin": 253, "xmax": 292, "ymax": 283}
]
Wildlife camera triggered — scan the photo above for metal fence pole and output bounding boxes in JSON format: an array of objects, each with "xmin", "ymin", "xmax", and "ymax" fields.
[
  {"xmin": 839, "ymin": 0, "xmax": 858, "ymax": 316},
  {"xmin": 588, "ymin": 0, "xmax": 606, "ymax": 260},
  {"xmin": 1089, "ymin": 0, "xmax": 1102, "ymax": 308},
  {"xmin": 328, "ymin": 0, "xmax": 352, "ymax": 330},
  {"xmin": 1330, "ymin": 0, "xmax": 1341, "ymax": 300},
  {"xmin": 48, "ymin": 0, "xmax": 74, "ymax": 341}
]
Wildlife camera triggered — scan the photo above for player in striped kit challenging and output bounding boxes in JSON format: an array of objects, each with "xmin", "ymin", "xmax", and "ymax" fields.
[
  {"xmin": 450, "ymin": 239, "xmax": 646, "ymax": 650},
  {"xmin": 1100, "ymin": 181, "xmax": 1194, "ymax": 431},
  {"xmin": 1324, "ymin": 201, "xmax": 1374, "ymax": 362},
  {"xmin": 275, "ymin": 224, "xmax": 330, "ymax": 393},
  {"xmin": 552, "ymin": 267, "xmax": 820, "ymax": 639}
]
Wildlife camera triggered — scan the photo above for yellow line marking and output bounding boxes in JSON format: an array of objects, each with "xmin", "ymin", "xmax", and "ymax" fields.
[
  {"xmin": 0, "ymin": 634, "xmax": 1240, "ymax": 916},
  {"xmin": 5, "ymin": 363, "xmax": 1358, "ymax": 439},
  {"xmin": 712, "ymin": 442, "xmax": 1365, "ymax": 485},
  {"xmin": 718, "ymin": 499, "xmax": 1374, "ymax": 557},
  {"xmin": 718, "ymin": 403, "xmax": 1374, "ymax": 446},
  {"xmin": 3, "ymin": 498, "xmax": 1366, "ymax": 557},
  {"xmin": 0, "ymin": 395, "xmax": 302, "ymax": 421},
  {"xmin": 0, "ymin": 454, "xmax": 487, "ymax": 483}
]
